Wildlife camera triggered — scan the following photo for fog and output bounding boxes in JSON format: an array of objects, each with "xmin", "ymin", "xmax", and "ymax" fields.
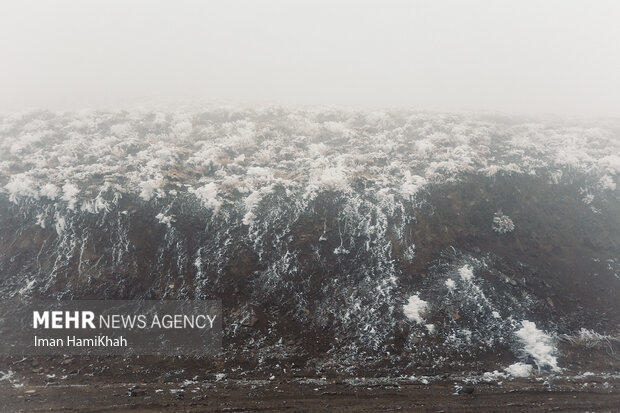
[{"xmin": 1, "ymin": 0, "xmax": 619, "ymax": 116}]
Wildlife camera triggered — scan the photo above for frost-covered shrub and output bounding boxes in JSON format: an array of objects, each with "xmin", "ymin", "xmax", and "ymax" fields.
[
  {"xmin": 492, "ymin": 212, "xmax": 515, "ymax": 234},
  {"xmin": 403, "ymin": 244, "xmax": 416, "ymax": 262},
  {"xmin": 514, "ymin": 320, "xmax": 559, "ymax": 371},
  {"xmin": 403, "ymin": 294, "xmax": 428, "ymax": 324}
]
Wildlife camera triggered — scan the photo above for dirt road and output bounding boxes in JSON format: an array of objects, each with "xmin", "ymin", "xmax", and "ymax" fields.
[{"xmin": 2, "ymin": 376, "xmax": 618, "ymax": 412}]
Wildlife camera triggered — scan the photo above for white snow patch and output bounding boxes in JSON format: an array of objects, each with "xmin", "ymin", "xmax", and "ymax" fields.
[
  {"xmin": 403, "ymin": 294, "xmax": 428, "ymax": 324},
  {"xmin": 459, "ymin": 265, "xmax": 474, "ymax": 282},
  {"xmin": 40, "ymin": 183, "xmax": 59, "ymax": 199},
  {"xmin": 0, "ymin": 370, "xmax": 14, "ymax": 382},
  {"xmin": 35, "ymin": 213, "xmax": 46, "ymax": 228},
  {"xmin": 4, "ymin": 174, "xmax": 38, "ymax": 203},
  {"xmin": 598, "ymin": 175, "xmax": 616, "ymax": 191},
  {"xmin": 444, "ymin": 279, "xmax": 456, "ymax": 291},
  {"xmin": 308, "ymin": 142, "xmax": 328, "ymax": 156},
  {"xmin": 155, "ymin": 213, "xmax": 174, "ymax": 228},
  {"xmin": 600, "ymin": 154, "xmax": 620, "ymax": 174},
  {"xmin": 247, "ymin": 166, "xmax": 271, "ymax": 177},
  {"xmin": 505, "ymin": 362, "xmax": 534, "ymax": 377},
  {"xmin": 515, "ymin": 320, "xmax": 559, "ymax": 371},
  {"xmin": 139, "ymin": 178, "xmax": 163, "ymax": 201},
  {"xmin": 317, "ymin": 166, "xmax": 348, "ymax": 191},
  {"xmin": 482, "ymin": 370, "xmax": 507, "ymax": 381},
  {"xmin": 242, "ymin": 185, "xmax": 273, "ymax": 225},
  {"xmin": 400, "ymin": 171, "xmax": 426, "ymax": 198},
  {"xmin": 190, "ymin": 182, "xmax": 222, "ymax": 212},
  {"xmin": 80, "ymin": 195, "xmax": 109, "ymax": 214},
  {"xmin": 54, "ymin": 214, "xmax": 67, "ymax": 235},
  {"xmin": 61, "ymin": 183, "xmax": 79, "ymax": 210}
]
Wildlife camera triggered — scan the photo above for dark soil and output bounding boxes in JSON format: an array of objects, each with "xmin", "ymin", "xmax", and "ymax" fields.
[{"xmin": 1, "ymin": 375, "xmax": 618, "ymax": 412}]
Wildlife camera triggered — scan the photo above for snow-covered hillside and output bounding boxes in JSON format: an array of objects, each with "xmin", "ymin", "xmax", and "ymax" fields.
[{"xmin": 1, "ymin": 106, "xmax": 618, "ymax": 376}]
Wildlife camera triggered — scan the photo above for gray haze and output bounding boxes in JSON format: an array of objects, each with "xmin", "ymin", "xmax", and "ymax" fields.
[{"xmin": 1, "ymin": 0, "xmax": 619, "ymax": 116}]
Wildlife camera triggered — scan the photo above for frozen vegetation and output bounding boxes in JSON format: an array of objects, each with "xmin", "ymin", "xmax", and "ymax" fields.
[
  {"xmin": 515, "ymin": 320, "xmax": 559, "ymax": 371},
  {"xmin": 492, "ymin": 211, "xmax": 515, "ymax": 234},
  {"xmin": 1, "ymin": 106, "xmax": 618, "ymax": 213},
  {"xmin": 403, "ymin": 294, "xmax": 428, "ymax": 324},
  {"xmin": 0, "ymin": 105, "xmax": 618, "ymax": 374}
]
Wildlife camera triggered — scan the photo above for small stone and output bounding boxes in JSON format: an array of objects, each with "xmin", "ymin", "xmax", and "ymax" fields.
[
  {"xmin": 126, "ymin": 386, "xmax": 146, "ymax": 397},
  {"xmin": 457, "ymin": 386, "xmax": 475, "ymax": 394}
]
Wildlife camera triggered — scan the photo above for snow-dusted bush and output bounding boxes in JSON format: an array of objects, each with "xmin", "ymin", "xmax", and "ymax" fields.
[
  {"xmin": 403, "ymin": 294, "xmax": 428, "ymax": 324},
  {"xmin": 515, "ymin": 320, "xmax": 559, "ymax": 371},
  {"xmin": 492, "ymin": 211, "xmax": 515, "ymax": 234}
]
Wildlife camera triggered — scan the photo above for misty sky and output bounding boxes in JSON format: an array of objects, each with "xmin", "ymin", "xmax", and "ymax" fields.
[{"xmin": 1, "ymin": 0, "xmax": 619, "ymax": 116}]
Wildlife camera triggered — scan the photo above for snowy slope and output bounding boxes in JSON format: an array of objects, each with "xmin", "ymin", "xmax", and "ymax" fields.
[{"xmin": 0, "ymin": 106, "xmax": 618, "ymax": 375}]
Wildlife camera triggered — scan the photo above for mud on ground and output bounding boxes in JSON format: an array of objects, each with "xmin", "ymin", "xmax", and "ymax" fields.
[
  {"xmin": 1, "ymin": 374, "xmax": 619, "ymax": 412},
  {"xmin": 1, "ymin": 353, "xmax": 619, "ymax": 412}
]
